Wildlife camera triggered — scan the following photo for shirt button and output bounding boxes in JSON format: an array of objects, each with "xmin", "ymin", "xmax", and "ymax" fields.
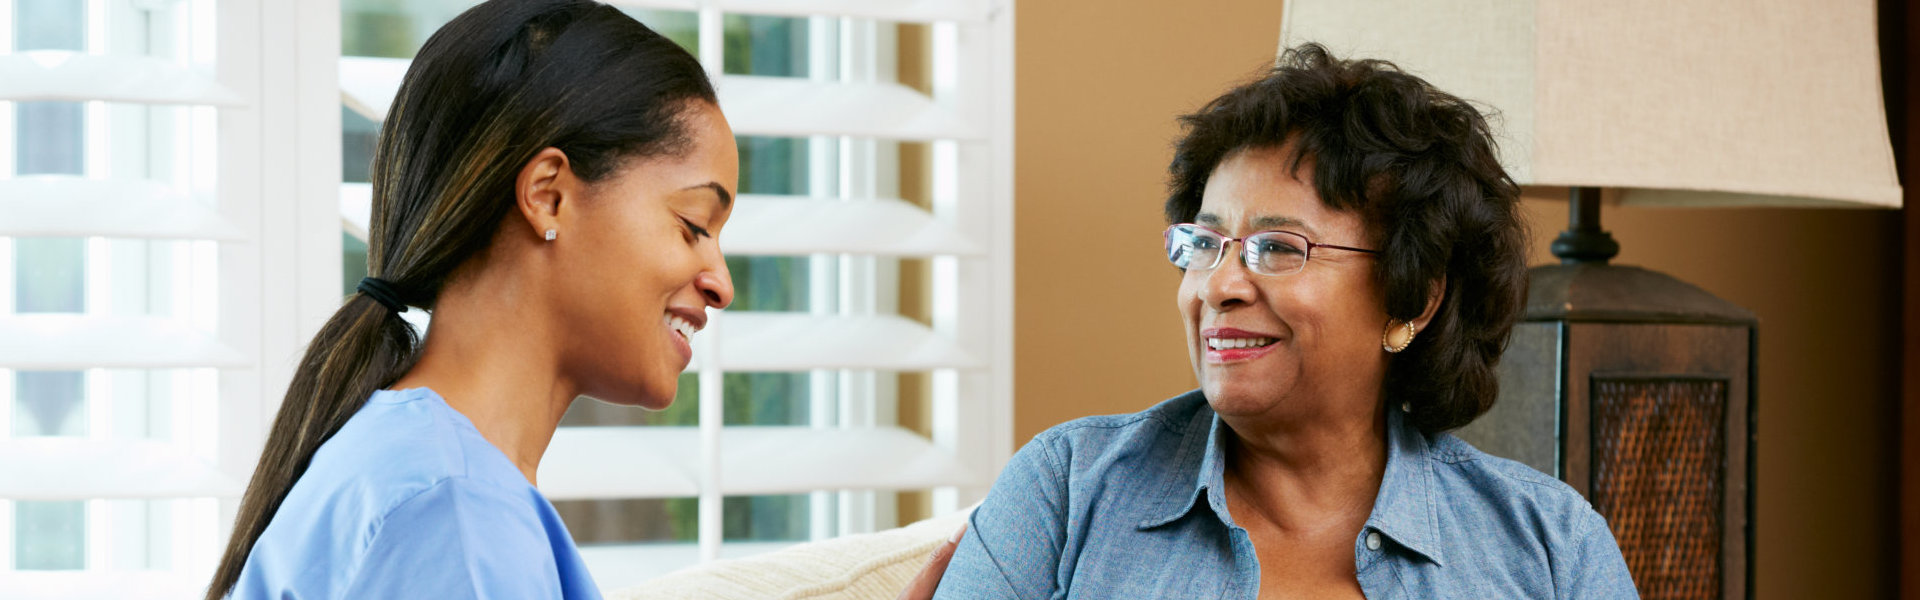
[{"xmin": 1365, "ymin": 532, "xmax": 1382, "ymax": 551}]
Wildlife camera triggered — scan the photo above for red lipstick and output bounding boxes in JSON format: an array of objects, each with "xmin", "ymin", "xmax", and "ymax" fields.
[{"xmin": 1200, "ymin": 327, "xmax": 1280, "ymax": 363}]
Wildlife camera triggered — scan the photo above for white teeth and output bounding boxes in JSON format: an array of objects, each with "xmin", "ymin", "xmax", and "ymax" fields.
[
  {"xmin": 1207, "ymin": 337, "xmax": 1276, "ymax": 350},
  {"xmin": 665, "ymin": 315, "xmax": 699, "ymax": 340}
]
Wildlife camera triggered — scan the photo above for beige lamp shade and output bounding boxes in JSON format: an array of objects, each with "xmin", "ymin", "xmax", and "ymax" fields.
[{"xmin": 1278, "ymin": 0, "xmax": 1903, "ymax": 208}]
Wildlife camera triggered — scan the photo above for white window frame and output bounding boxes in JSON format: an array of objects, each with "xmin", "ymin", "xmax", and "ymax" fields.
[{"xmin": 0, "ymin": 0, "xmax": 339, "ymax": 596}]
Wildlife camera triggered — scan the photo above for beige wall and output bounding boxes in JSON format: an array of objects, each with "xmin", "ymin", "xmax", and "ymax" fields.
[
  {"xmin": 1014, "ymin": 3, "xmax": 1287, "ymax": 436},
  {"xmin": 1012, "ymin": 2, "xmax": 1903, "ymax": 598}
]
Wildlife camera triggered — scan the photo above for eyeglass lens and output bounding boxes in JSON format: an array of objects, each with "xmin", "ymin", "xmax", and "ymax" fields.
[{"xmin": 1165, "ymin": 224, "xmax": 1310, "ymax": 276}]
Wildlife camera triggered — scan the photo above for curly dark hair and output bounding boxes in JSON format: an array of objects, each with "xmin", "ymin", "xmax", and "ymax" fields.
[{"xmin": 1165, "ymin": 43, "xmax": 1529, "ymax": 434}]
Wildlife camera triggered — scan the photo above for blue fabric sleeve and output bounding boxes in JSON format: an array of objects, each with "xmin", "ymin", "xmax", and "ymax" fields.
[
  {"xmin": 1555, "ymin": 507, "xmax": 1642, "ymax": 599},
  {"xmin": 343, "ymin": 478, "xmax": 566, "ymax": 600},
  {"xmin": 933, "ymin": 435, "xmax": 1070, "ymax": 600}
]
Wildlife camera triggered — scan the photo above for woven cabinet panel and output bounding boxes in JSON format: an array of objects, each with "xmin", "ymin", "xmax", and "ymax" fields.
[{"xmin": 1590, "ymin": 378, "xmax": 1727, "ymax": 600}]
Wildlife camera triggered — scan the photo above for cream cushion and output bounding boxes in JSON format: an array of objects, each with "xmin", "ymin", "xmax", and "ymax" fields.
[{"xmin": 607, "ymin": 508, "xmax": 971, "ymax": 600}]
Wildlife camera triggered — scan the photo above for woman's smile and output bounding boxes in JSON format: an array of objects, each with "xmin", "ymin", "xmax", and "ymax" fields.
[
  {"xmin": 663, "ymin": 310, "xmax": 702, "ymax": 366},
  {"xmin": 1201, "ymin": 326, "xmax": 1282, "ymax": 363}
]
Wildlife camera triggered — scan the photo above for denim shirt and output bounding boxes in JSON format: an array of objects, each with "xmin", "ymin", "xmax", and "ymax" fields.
[{"xmin": 934, "ymin": 390, "xmax": 1639, "ymax": 599}]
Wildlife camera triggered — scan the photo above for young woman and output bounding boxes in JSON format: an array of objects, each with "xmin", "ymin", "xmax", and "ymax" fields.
[{"xmin": 205, "ymin": 1, "xmax": 735, "ymax": 597}]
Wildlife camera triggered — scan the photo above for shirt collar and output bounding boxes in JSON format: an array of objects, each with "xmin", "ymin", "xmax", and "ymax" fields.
[
  {"xmin": 1135, "ymin": 396, "xmax": 1446, "ymax": 567},
  {"xmin": 1365, "ymin": 406, "xmax": 1446, "ymax": 565},
  {"xmin": 1135, "ymin": 398, "xmax": 1225, "ymax": 530}
]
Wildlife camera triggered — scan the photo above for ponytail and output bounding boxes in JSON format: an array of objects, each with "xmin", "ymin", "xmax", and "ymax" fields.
[{"xmin": 204, "ymin": 294, "xmax": 418, "ymax": 598}]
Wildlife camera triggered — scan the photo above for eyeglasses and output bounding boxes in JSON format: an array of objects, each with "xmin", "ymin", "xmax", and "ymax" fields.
[{"xmin": 1163, "ymin": 223, "xmax": 1378, "ymax": 276}]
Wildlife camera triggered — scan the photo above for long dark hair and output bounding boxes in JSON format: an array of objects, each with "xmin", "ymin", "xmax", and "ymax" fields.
[{"xmin": 206, "ymin": 1, "xmax": 715, "ymax": 596}]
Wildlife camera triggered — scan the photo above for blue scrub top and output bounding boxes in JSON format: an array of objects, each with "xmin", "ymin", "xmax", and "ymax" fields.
[{"xmin": 230, "ymin": 387, "xmax": 602, "ymax": 599}]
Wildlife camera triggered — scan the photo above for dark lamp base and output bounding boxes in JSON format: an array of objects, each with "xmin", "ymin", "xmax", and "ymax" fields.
[{"xmin": 1453, "ymin": 262, "xmax": 1757, "ymax": 600}]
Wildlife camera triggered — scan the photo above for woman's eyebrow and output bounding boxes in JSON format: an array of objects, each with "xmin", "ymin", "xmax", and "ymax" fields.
[
  {"xmin": 1249, "ymin": 214, "xmax": 1308, "ymax": 232},
  {"xmin": 682, "ymin": 182, "xmax": 733, "ymax": 209},
  {"xmin": 1196, "ymin": 212, "xmax": 1311, "ymax": 234}
]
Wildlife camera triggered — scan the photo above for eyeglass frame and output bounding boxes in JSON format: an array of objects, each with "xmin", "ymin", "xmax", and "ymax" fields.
[{"xmin": 1163, "ymin": 222, "xmax": 1379, "ymax": 276}]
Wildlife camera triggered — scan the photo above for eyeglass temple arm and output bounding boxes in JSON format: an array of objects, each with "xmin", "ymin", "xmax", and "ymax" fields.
[{"xmin": 1311, "ymin": 242, "xmax": 1379, "ymax": 255}]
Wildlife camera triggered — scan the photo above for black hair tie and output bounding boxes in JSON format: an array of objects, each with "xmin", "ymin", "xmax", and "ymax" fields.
[{"xmin": 356, "ymin": 277, "xmax": 408, "ymax": 313}]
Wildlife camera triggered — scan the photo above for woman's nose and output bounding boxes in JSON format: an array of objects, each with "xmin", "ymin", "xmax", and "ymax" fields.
[
  {"xmin": 1198, "ymin": 249, "xmax": 1255, "ymax": 309},
  {"xmin": 698, "ymin": 253, "xmax": 734, "ymax": 309}
]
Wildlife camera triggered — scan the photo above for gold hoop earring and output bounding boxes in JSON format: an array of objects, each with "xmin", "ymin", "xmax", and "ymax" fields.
[{"xmin": 1383, "ymin": 320, "xmax": 1416, "ymax": 353}]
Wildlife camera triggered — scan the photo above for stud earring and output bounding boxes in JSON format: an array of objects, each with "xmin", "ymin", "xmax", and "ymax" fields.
[
  {"xmin": 1383, "ymin": 319, "xmax": 1416, "ymax": 353},
  {"xmin": 544, "ymin": 229, "xmax": 557, "ymax": 241}
]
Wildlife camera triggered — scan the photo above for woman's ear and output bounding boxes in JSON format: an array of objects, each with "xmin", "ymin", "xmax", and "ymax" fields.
[
  {"xmin": 516, "ymin": 147, "xmax": 574, "ymax": 242},
  {"xmin": 1410, "ymin": 275, "xmax": 1447, "ymax": 332}
]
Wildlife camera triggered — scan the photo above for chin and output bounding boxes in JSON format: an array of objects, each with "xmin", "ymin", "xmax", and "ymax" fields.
[
  {"xmin": 645, "ymin": 373, "xmax": 683, "ymax": 409},
  {"xmin": 1200, "ymin": 371, "xmax": 1293, "ymax": 417},
  {"xmin": 593, "ymin": 392, "xmax": 674, "ymax": 411},
  {"xmin": 627, "ymin": 377, "xmax": 680, "ymax": 411},
  {"xmin": 644, "ymin": 387, "xmax": 680, "ymax": 410},
  {"xmin": 1202, "ymin": 385, "xmax": 1263, "ymax": 417},
  {"xmin": 583, "ymin": 373, "xmax": 679, "ymax": 411}
]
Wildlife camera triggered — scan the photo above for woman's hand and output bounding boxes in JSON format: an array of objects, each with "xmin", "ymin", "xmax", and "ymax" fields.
[{"xmin": 895, "ymin": 523, "xmax": 967, "ymax": 600}]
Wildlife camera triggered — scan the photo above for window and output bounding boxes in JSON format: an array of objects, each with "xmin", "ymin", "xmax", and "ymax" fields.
[
  {"xmin": 338, "ymin": 0, "xmax": 1014, "ymax": 589},
  {"xmin": 0, "ymin": 0, "xmax": 340, "ymax": 597}
]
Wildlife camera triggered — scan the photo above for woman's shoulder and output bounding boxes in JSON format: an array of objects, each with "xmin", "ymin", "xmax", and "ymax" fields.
[
  {"xmin": 323, "ymin": 388, "xmax": 534, "ymax": 490},
  {"xmin": 992, "ymin": 390, "xmax": 1215, "ymax": 500},
  {"xmin": 238, "ymin": 389, "xmax": 574, "ymax": 597},
  {"xmin": 242, "ymin": 472, "xmax": 581, "ymax": 599},
  {"xmin": 1025, "ymin": 389, "xmax": 1212, "ymax": 461},
  {"xmin": 1419, "ymin": 432, "xmax": 1613, "ymax": 550},
  {"xmin": 1423, "ymin": 433, "xmax": 1587, "ymax": 506},
  {"xmin": 1414, "ymin": 433, "xmax": 1637, "ymax": 594},
  {"xmin": 274, "ymin": 388, "xmax": 547, "ymax": 536}
]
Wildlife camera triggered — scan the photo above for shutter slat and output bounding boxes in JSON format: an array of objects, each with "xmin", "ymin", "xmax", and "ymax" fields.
[
  {"xmin": 0, "ymin": 571, "xmax": 206, "ymax": 600},
  {"xmin": 341, "ymin": 57, "xmax": 980, "ymax": 140},
  {"xmin": 0, "ymin": 176, "xmax": 246, "ymax": 241},
  {"xmin": 338, "ymin": 55, "xmax": 408, "ymax": 121},
  {"xmin": 0, "ymin": 51, "xmax": 243, "ymax": 106},
  {"xmin": 604, "ymin": 0, "xmax": 990, "ymax": 23},
  {"xmin": 341, "ymin": 182, "xmax": 372, "ymax": 241},
  {"xmin": 725, "ymin": 194, "xmax": 979, "ymax": 257},
  {"xmin": 719, "ymin": 426, "xmax": 980, "ymax": 494},
  {"xmin": 0, "ymin": 315, "xmax": 248, "ymax": 369},
  {"xmin": 539, "ymin": 427, "xmax": 701, "ymax": 500},
  {"xmin": 709, "ymin": 312, "xmax": 978, "ymax": 371},
  {"xmin": 541, "ymin": 426, "xmax": 976, "ymax": 499},
  {"xmin": 348, "ymin": 187, "xmax": 977, "ymax": 254},
  {"xmin": 718, "ymin": 75, "xmax": 979, "ymax": 140},
  {"xmin": 0, "ymin": 438, "xmax": 242, "ymax": 500},
  {"xmin": 347, "ymin": 186, "xmax": 983, "ymax": 253},
  {"xmin": 721, "ymin": 0, "xmax": 989, "ymax": 23},
  {"xmin": 601, "ymin": 0, "xmax": 700, "ymax": 11}
]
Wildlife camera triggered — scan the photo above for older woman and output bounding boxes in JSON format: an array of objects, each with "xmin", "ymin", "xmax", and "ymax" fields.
[{"xmin": 933, "ymin": 45, "xmax": 1637, "ymax": 598}]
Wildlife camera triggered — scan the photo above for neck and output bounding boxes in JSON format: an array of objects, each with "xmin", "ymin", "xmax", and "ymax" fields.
[
  {"xmin": 1218, "ymin": 395, "xmax": 1389, "ymax": 533},
  {"xmin": 388, "ymin": 274, "xmax": 574, "ymax": 486}
]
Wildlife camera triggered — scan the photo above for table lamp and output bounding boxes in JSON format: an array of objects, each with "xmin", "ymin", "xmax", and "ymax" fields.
[{"xmin": 1280, "ymin": 1, "xmax": 1903, "ymax": 598}]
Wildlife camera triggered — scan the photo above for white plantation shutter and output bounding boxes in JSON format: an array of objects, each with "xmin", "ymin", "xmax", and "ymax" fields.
[
  {"xmin": 339, "ymin": 0, "xmax": 1013, "ymax": 589},
  {"xmin": 0, "ymin": 0, "xmax": 339, "ymax": 598}
]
